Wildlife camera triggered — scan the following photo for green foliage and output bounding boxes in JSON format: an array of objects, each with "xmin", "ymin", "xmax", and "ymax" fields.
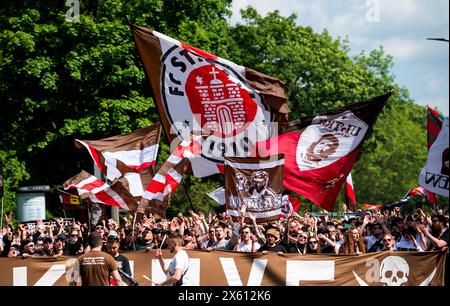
[{"xmin": 0, "ymin": 1, "xmax": 441, "ymax": 221}]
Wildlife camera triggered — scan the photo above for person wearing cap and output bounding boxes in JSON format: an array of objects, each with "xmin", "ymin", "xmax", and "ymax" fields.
[
  {"xmin": 35, "ymin": 236, "xmax": 54, "ymax": 257},
  {"xmin": 258, "ymin": 227, "xmax": 286, "ymax": 254},
  {"xmin": 106, "ymin": 230, "xmax": 132, "ymax": 279},
  {"xmin": 71, "ymin": 232, "xmax": 123, "ymax": 286}
]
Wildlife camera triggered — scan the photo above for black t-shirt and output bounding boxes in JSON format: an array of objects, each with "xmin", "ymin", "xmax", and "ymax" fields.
[
  {"xmin": 114, "ymin": 254, "xmax": 131, "ymax": 276},
  {"xmin": 436, "ymin": 228, "xmax": 449, "ymax": 251},
  {"xmin": 258, "ymin": 244, "xmax": 287, "ymax": 253}
]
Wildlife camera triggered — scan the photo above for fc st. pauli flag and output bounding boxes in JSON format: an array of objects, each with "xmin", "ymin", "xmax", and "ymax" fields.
[
  {"xmin": 131, "ymin": 25, "xmax": 290, "ymax": 178},
  {"xmin": 257, "ymin": 93, "xmax": 390, "ymax": 211}
]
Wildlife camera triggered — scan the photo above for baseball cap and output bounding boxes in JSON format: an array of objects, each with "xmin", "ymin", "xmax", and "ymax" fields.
[{"xmin": 107, "ymin": 230, "xmax": 119, "ymax": 240}]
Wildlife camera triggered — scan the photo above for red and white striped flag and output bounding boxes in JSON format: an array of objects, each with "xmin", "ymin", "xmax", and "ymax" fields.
[
  {"xmin": 408, "ymin": 186, "xmax": 437, "ymax": 204},
  {"xmin": 139, "ymin": 138, "xmax": 200, "ymax": 217},
  {"xmin": 63, "ymin": 170, "xmax": 138, "ymax": 212},
  {"xmin": 345, "ymin": 173, "xmax": 357, "ymax": 212},
  {"xmin": 75, "ymin": 123, "xmax": 161, "ymax": 181}
]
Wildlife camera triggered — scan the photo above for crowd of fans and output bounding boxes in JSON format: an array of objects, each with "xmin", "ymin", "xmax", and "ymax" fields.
[{"xmin": 1, "ymin": 204, "xmax": 448, "ymax": 258}]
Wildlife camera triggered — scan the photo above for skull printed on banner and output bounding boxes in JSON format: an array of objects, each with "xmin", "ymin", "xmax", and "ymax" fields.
[{"xmin": 379, "ymin": 256, "xmax": 410, "ymax": 286}]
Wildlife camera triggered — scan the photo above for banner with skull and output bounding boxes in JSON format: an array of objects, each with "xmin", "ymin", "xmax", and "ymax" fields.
[
  {"xmin": 0, "ymin": 250, "xmax": 445, "ymax": 286},
  {"xmin": 224, "ymin": 154, "xmax": 284, "ymax": 223},
  {"xmin": 256, "ymin": 93, "xmax": 390, "ymax": 211}
]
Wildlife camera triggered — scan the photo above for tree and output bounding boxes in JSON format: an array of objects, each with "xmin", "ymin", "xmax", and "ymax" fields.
[{"xmin": 228, "ymin": 7, "xmax": 429, "ymax": 205}]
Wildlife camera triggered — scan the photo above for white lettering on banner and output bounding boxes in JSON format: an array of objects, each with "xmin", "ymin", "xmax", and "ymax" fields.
[
  {"xmin": 34, "ymin": 264, "xmax": 66, "ymax": 286},
  {"xmin": 13, "ymin": 267, "xmax": 27, "ymax": 286},
  {"xmin": 129, "ymin": 260, "xmax": 134, "ymax": 277},
  {"xmin": 151, "ymin": 259, "xmax": 200, "ymax": 286},
  {"xmin": 219, "ymin": 258, "xmax": 268, "ymax": 286},
  {"xmin": 286, "ymin": 260, "xmax": 335, "ymax": 286}
]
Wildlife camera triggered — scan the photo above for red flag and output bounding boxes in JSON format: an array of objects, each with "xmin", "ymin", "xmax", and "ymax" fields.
[
  {"xmin": 408, "ymin": 186, "xmax": 437, "ymax": 204},
  {"xmin": 345, "ymin": 173, "xmax": 357, "ymax": 211},
  {"xmin": 63, "ymin": 170, "xmax": 138, "ymax": 212},
  {"xmin": 257, "ymin": 93, "xmax": 390, "ymax": 211},
  {"xmin": 427, "ymin": 106, "xmax": 444, "ymax": 149}
]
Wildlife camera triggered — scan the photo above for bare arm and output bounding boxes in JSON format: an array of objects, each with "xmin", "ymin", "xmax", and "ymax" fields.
[
  {"xmin": 156, "ymin": 249, "xmax": 168, "ymax": 274},
  {"xmin": 420, "ymin": 225, "xmax": 448, "ymax": 249},
  {"xmin": 157, "ymin": 268, "xmax": 182, "ymax": 286},
  {"xmin": 111, "ymin": 270, "xmax": 123, "ymax": 286}
]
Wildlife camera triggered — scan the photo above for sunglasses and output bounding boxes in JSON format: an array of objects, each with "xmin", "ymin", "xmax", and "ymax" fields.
[
  {"xmin": 299, "ymin": 236, "xmax": 308, "ymax": 239},
  {"xmin": 383, "ymin": 239, "xmax": 392, "ymax": 242},
  {"xmin": 309, "ymin": 241, "xmax": 318, "ymax": 244},
  {"xmin": 27, "ymin": 244, "xmax": 35, "ymax": 247},
  {"xmin": 95, "ymin": 227, "xmax": 103, "ymax": 230}
]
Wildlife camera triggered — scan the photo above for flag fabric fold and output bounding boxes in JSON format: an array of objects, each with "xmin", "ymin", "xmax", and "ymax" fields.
[
  {"xmin": 63, "ymin": 170, "xmax": 138, "ymax": 212},
  {"xmin": 131, "ymin": 25, "xmax": 290, "ymax": 178},
  {"xmin": 257, "ymin": 93, "xmax": 390, "ymax": 211},
  {"xmin": 419, "ymin": 116, "xmax": 449, "ymax": 197},
  {"xmin": 139, "ymin": 137, "xmax": 199, "ymax": 217},
  {"xmin": 75, "ymin": 123, "xmax": 161, "ymax": 181},
  {"xmin": 345, "ymin": 172, "xmax": 357, "ymax": 212},
  {"xmin": 224, "ymin": 154, "xmax": 285, "ymax": 223}
]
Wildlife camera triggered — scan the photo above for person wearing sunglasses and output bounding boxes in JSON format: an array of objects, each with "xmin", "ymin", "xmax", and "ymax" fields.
[
  {"xmin": 234, "ymin": 226, "xmax": 260, "ymax": 253},
  {"xmin": 381, "ymin": 234, "xmax": 395, "ymax": 251},
  {"xmin": 306, "ymin": 236, "xmax": 321, "ymax": 254}
]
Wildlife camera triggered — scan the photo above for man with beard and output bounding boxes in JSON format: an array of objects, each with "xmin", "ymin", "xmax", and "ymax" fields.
[{"xmin": 154, "ymin": 233, "xmax": 189, "ymax": 286}]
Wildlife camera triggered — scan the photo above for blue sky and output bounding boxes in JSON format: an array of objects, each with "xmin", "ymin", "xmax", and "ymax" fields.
[{"xmin": 230, "ymin": 0, "xmax": 449, "ymax": 115}]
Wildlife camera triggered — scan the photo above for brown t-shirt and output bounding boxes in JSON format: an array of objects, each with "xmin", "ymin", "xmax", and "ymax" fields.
[{"xmin": 78, "ymin": 250, "xmax": 118, "ymax": 286}]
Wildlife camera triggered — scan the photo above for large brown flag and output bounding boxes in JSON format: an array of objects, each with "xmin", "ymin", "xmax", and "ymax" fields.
[
  {"xmin": 75, "ymin": 123, "xmax": 161, "ymax": 181},
  {"xmin": 131, "ymin": 25, "xmax": 290, "ymax": 178},
  {"xmin": 225, "ymin": 154, "xmax": 285, "ymax": 223}
]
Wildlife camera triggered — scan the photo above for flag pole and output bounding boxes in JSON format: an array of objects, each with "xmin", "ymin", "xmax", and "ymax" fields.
[
  {"xmin": 87, "ymin": 200, "xmax": 92, "ymax": 233},
  {"xmin": 0, "ymin": 197, "xmax": 4, "ymax": 229},
  {"xmin": 182, "ymin": 179, "xmax": 195, "ymax": 211},
  {"xmin": 131, "ymin": 211, "xmax": 137, "ymax": 251}
]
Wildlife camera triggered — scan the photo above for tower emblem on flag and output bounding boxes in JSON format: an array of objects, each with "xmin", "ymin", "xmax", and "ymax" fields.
[
  {"xmin": 192, "ymin": 66, "xmax": 249, "ymax": 136},
  {"xmin": 161, "ymin": 46, "xmax": 272, "ymax": 163}
]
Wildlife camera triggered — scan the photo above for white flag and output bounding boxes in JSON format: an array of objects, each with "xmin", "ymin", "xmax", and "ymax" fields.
[
  {"xmin": 207, "ymin": 187, "xmax": 226, "ymax": 206},
  {"xmin": 419, "ymin": 117, "xmax": 449, "ymax": 197}
]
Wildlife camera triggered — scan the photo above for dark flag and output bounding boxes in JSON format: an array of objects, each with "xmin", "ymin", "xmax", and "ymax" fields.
[
  {"xmin": 131, "ymin": 25, "xmax": 290, "ymax": 178},
  {"xmin": 224, "ymin": 154, "xmax": 285, "ymax": 223},
  {"xmin": 257, "ymin": 93, "xmax": 390, "ymax": 211}
]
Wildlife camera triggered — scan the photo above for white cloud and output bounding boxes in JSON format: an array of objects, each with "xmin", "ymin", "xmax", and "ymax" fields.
[
  {"xmin": 229, "ymin": 0, "xmax": 449, "ymax": 115},
  {"xmin": 424, "ymin": 73, "xmax": 446, "ymax": 92}
]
